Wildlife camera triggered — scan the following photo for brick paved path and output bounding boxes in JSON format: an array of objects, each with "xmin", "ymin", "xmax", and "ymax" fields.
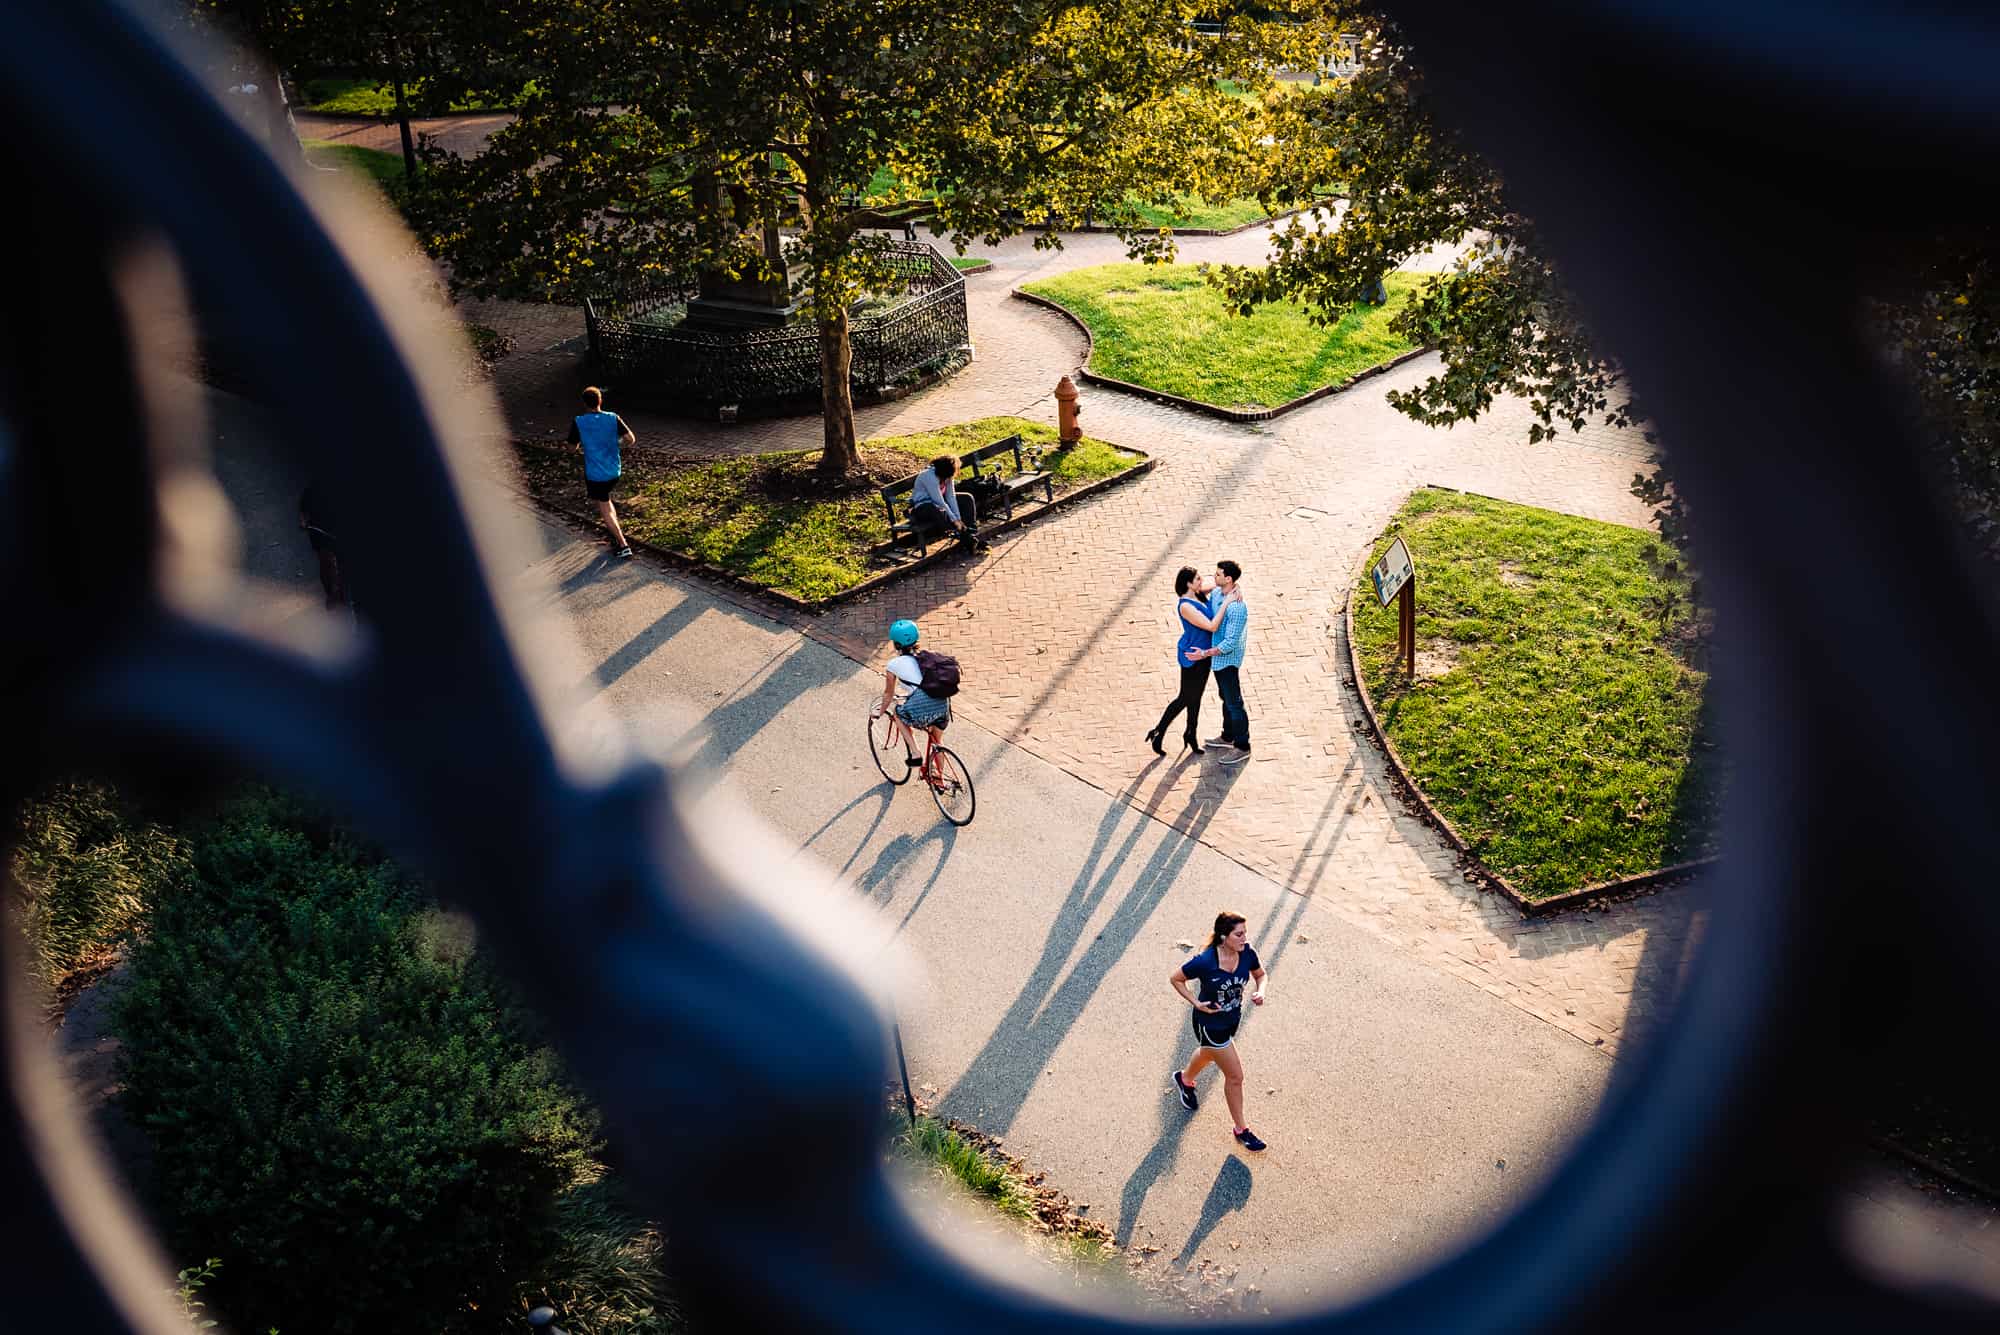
[{"xmin": 475, "ymin": 218, "xmax": 1701, "ymax": 1058}]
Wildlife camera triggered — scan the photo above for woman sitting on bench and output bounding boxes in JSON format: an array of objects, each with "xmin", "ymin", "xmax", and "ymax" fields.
[{"xmin": 909, "ymin": 456, "xmax": 989, "ymax": 553}]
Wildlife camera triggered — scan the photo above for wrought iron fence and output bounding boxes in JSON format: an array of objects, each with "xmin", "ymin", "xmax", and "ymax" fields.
[{"xmin": 582, "ymin": 241, "xmax": 969, "ymax": 413}]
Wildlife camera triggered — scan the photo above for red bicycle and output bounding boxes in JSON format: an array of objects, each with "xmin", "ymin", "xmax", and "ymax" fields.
[{"xmin": 868, "ymin": 702, "xmax": 976, "ymax": 826}]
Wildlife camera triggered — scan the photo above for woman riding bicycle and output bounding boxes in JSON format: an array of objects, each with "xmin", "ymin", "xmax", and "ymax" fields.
[{"xmin": 873, "ymin": 619, "xmax": 949, "ymax": 763}]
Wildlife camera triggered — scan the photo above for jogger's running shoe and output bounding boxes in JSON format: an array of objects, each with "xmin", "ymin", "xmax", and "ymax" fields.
[
  {"xmin": 1233, "ymin": 1127, "xmax": 1267, "ymax": 1152},
  {"xmin": 1172, "ymin": 1071, "xmax": 1198, "ymax": 1112}
]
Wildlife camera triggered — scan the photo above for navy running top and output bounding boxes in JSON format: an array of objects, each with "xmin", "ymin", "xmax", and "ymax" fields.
[
  {"xmin": 1180, "ymin": 944, "xmax": 1259, "ymax": 1020},
  {"xmin": 1175, "ymin": 596, "xmax": 1212, "ymax": 667}
]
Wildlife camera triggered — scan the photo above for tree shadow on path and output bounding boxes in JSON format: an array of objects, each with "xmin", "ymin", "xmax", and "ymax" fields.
[
  {"xmin": 938, "ymin": 763, "xmax": 1243, "ymax": 1136},
  {"xmin": 664, "ymin": 640, "xmax": 855, "ymax": 799}
]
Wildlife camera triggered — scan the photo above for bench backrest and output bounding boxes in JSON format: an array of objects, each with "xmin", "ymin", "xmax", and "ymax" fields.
[
  {"xmin": 880, "ymin": 474, "xmax": 919, "ymax": 527},
  {"xmin": 958, "ymin": 434, "xmax": 1025, "ymax": 477},
  {"xmin": 881, "ymin": 435, "xmax": 1027, "ymax": 528}
]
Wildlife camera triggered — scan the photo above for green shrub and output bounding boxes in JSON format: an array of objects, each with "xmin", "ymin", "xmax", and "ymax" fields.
[
  {"xmin": 8, "ymin": 782, "xmax": 184, "ymax": 997},
  {"xmin": 522, "ymin": 1173, "xmax": 682, "ymax": 1335},
  {"xmin": 113, "ymin": 795, "xmax": 599, "ymax": 1335}
]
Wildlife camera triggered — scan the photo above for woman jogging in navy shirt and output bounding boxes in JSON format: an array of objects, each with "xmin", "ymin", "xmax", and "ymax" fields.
[{"xmin": 1169, "ymin": 910, "xmax": 1269, "ymax": 1151}]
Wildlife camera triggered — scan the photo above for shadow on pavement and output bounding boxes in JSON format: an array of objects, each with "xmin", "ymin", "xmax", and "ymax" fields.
[
  {"xmin": 857, "ymin": 826, "xmax": 960, "ymax": 936},
  {"xmin": 1116, "ymin": 1025, "xmax": 1205, "ymax": 1248},
  {"xmin": 939, "ymin": 763, "xmax": 1243, "ymax": 1135},
  {"xmin": 1172, "ymin": 1156, "xmax": 1255, "ymax": 1270},
  {"xmin": 665, "ymin": 640, "xmax": 856, "ymax": 798},
  {"xmin": 797, "ymin": 786, "xmax": 899, "ymax": 879},
  {"xmin": 572, "ymin": 595, "xmax": 709, "ymax": 697}
]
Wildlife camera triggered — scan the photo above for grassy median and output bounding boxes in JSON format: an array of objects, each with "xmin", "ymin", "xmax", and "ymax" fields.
[
  {"xmin": 514, "ymin": 416, "xmax": 1141, "ymax": 602},
  {"xmin": 1022, "ymin": 263, "xmax": 1421, "ymax": 411},
  {"xmin": 1352, "ymin": 489, "xmax": 1723, "ymax": 899}
]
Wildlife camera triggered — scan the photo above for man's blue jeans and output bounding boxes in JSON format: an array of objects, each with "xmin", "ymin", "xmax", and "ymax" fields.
[{"xmin": 1213, "ymin": 665, "xmax": 1248, "ymax": 747}]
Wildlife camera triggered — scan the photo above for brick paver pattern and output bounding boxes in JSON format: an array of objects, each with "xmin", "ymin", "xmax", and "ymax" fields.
[{"xmin": 473, "ymin": 212, "xmax": 1700, "ymax": 1058}]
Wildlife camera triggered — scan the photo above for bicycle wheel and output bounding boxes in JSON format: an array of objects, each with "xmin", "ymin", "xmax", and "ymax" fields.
[
  {"xmin": 868, "ymin": 712, "xmax": 912, "ymax": 785},
  {"xmin": 925, "ymin": 746, "xmax": 976, "ymax": 826}
]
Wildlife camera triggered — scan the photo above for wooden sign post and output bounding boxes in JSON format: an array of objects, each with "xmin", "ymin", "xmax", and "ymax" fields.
[{"xmin": 1370, "ymin": 535, "xmax": 1418, "ymax": 677}]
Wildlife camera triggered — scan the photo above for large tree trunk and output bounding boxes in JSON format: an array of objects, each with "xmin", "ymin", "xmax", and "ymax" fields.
[
  {"xmin": 391, "ymin": 56, "xmax": 418, "ymax": 179},
  {"xmin": 817, "ymin": 305, "xmax": 862, "ymax": 479}
]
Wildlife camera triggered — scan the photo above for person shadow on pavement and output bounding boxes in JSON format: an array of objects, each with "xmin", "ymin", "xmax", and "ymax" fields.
[{"xmin": 1172, "ymin": 1156, "xmax": 1255, "ymax": 1271}]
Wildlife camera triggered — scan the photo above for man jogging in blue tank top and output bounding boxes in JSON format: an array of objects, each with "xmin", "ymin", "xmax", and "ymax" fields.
[{"xmin": 566, "ymin": 386, "xmax": 636, "ymax": 558}]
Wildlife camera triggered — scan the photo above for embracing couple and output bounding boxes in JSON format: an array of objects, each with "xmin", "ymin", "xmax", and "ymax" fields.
[{"xmin": 1146, "ymin": 560, "xmax": 1250, "ymax": 764}]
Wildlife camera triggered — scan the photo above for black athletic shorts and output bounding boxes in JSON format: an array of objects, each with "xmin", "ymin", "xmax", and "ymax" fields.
[
  {"xmin": 586, "ymin": 475, "xmax": 619, "ymax": 501},
  {"xmin": 1191, "ymin": 1009, "xmax": 1239, "ymax": 1050}
]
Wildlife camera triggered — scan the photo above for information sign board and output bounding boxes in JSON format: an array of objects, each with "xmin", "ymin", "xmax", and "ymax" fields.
[{"xmin": 1371, "ymin": 536, "xmax": 1415, "ymax": 607}]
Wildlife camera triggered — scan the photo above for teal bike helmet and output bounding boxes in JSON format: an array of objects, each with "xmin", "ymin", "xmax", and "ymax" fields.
[{"xmin": 889, "ymin": 619, "xmax": 920, "ymax": 648}]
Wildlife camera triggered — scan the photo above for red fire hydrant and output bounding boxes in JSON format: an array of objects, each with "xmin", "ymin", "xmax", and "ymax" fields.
[{"xmin": 1055, "ymin": 375, "xmax": 1082, "ymax": 443}]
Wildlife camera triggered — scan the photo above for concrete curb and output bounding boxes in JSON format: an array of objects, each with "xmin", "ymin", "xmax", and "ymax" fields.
[
  {"xmin": 1009, "ymin": 287, "xmax": 1432, "ymax": 424},
  {"xmin": 511, "ymin": 447, "xmax": 1155, "ymax": 616},
  {"xmin": 1338, "ymin": 496, "xmax": 1716, "ymax": 917}
]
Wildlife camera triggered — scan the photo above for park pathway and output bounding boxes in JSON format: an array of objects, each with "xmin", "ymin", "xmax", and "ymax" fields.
[
  {"xmin": 186, "ymin": 364, "xmax": 2000, "ymax": 1311},
  {"xmin": 471, "ymin": 215, "xmax": 1690, "ymax": 1059}
]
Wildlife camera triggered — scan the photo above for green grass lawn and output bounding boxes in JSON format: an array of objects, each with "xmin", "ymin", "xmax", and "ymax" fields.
[
  {"xmin": 514, "ymin": 416, "xmax": 1141, "ymax": 602},
  {"xmin": 298, "ymin": 76, "xmax": 525, "ymax": 115},
  {"xmin": 949, "ymin": 257, "xmax": 991, "ymax": 272},
  {"xmin": 1352, "ymin": 489, "xmax": 1723, "ymax": 899},
  {"xmin": 1125, "ymin": 193, "xmax": 1272, "ymax": 231},
  {"xmin": 860, "ymin": 166, "xmax": 1272, "ymax": 233},
  {"xmin": 1022, "ymin": 263, "xmax": 1422, "ymax": 410},
  {"xmin": 302, "ymin": 139, "xmax": 405, "ymax": 189}
]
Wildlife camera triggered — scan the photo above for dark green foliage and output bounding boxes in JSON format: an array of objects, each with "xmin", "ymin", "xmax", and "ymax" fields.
[
  {"xmin": 1872, "ymin": 228, "xmax": 2000, "ymax": 565},
  {"xmin": 9, "ymin": 782, "xmax": 185, "ymax": 997},
  {"xmin": 112, "ymin": 793, "xmax": 598, "ymax": 1335},
  {"xmin": 524, "ymin": 1173, "xmax": 683, "ymax": 1335}
]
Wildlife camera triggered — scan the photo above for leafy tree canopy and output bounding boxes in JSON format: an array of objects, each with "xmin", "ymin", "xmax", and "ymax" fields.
[
  {"xmin": 1216, "ymin": 16, "xmax": 1631, "ymax": 444},
  {"xmin": 408, "ymin": 0, "xmax": 1343, "ymax": 473}
]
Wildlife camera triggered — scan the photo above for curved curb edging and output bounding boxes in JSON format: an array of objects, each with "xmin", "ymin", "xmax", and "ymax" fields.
[
  {"xmin": 510, "ymin": 448, "xmax": 1155, "ymax": 615},
  {"xmin": 1009, "ymin": 287, "xmax": 1432, "ymax": 424},
  {"xmin": 1339, "ymin": 505, "xmax": 1717, "ymax": 917}
]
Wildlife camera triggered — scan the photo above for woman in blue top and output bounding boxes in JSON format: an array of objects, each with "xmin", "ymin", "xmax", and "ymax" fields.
[
  {"xmin": 1146, "ymin": 565, "xmax": 1235, "ymax": 756},
  {"xmin": 1169, "ymin": 910, "xmax": 1269, "ymax": 1151}
]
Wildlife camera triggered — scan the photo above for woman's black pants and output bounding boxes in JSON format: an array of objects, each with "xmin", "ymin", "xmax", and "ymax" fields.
[{"xmin": 1153, "ymin": 661, "xmax": 1212, "ymax": 742}]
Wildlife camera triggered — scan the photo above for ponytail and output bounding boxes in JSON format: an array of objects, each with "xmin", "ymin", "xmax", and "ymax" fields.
[{"xmin": 1205, "ymin": 910, "xmax": 1247, "ymax": 952}]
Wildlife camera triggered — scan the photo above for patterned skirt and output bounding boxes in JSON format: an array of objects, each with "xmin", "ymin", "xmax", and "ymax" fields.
[{"xmin": 895, "ymin": 688, "xmax": 950, "ymax": 728}]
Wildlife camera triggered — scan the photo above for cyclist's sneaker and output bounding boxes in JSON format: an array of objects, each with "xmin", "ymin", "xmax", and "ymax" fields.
[
  {"xmin": 1172, "ymin": 1071, "xmax": 1198, "ymax": 1112},
  {"xmin": 1233, "ymin": 1127, "xmax": 1267, "ymax": 1152},
  {"xmin": 906, "ymin": 756, "xmax": 924, "ymax": 767},
  {"xmin": 615, "ymin": 546, "xmax": 634, "ymax": 559}
]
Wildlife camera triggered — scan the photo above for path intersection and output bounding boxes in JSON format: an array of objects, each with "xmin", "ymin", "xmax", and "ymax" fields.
[
  {"xmin": 251, "ymin": 103, "xmax": 1996, "ymax": 1313},
  {"xmin": 473, "ymin": 219, "xmax": 1697, "ymax": 1061}
]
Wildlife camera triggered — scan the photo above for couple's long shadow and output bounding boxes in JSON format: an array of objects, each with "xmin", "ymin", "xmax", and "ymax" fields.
[{"xmin": 937, "ymin": 762, "xmax": 1243, "ymax": 1138}]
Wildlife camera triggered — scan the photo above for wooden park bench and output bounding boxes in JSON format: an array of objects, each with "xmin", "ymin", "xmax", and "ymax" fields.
[
  {"xmin": 958, "ymin": 434, "xmax": 1054, "ymax": 521},
  {"xmin": 880, "ymin": 434, "xmax": 1055, "ymax": 556}
]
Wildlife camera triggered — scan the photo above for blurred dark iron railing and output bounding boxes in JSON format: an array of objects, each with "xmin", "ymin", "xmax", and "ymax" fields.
[{"xmin": 3, "ymin": 0, "xmax": 1997, "ymax": 1332}]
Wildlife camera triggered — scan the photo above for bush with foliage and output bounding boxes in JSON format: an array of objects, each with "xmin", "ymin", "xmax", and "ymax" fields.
[
  {"xmin": 112, "ymin": 792, "xmax": 599, "ymax": 1335},
  {"xmin": 8, "ymin": 782, "xmax": 185, "ymax": 999}
]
